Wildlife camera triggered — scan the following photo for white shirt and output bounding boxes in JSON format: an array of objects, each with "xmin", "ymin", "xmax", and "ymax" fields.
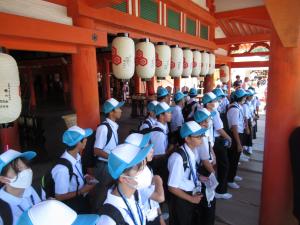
[
  {"xmin": 186, "ymin": 98, "xmax": 202, "ymax": 119},
  {"xmin": 171, "ymin": 105, "xmax": 184, "ymax": 132},
  {"xmin": 168, "ymin": 144, "xmax": 201, "ymax": 192},
  {"xmin": 213, "ymin": 111, "xmax": 224, "ymax": 138},
  {"xmin": 242, "ymin": 102, "xmax": 251, "ymax": 120},
  {"xmin": 218, "ymin": 97, "xmax": 230, "ymax": 114},
  {"xmin": 227, "ymin": 103, "xmax": 245, "ymax": 134},
  {"xmin": 0, "ymin": 186, "xmax": 44, "ymax": 225},
  {"xmin": 139, "ymin": 184, "xmax": 160, "ymax": 222},
  {"xmin": 195, "ymin": 136, "xmax": 211, "ymax": 164},
  {"xmin": 98, "ymin": 189, "xmax": 146, "ymax": 225},
  {"xmin": 139, "ymin": 117, "xmax": 156, "ymax": 131},
  {"xmin": 150, "ymin": 122, "xmax": 168, "ymax": 156},
  {"xmin": 51, "ymin": 151, "xmax": 85, "ymax": 194},
  {"xmin": 94, "ymin": 118, "xmax": 119, "ymax": 161}
]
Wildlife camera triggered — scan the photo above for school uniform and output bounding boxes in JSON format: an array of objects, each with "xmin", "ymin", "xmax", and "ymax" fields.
[
  {"xmin": 98, "ymin": 188, "xmax": 146, "ymax": 225},
  {"xmin": 171, "ymin": 105, "xmax": 184, "ymax": 132},
  {"xmin": 140, "ymin": 117, "xmax": 157, "ymax": 131},
  {"xmin": 227, "ymin": 102, "xmax": 245, "ymax": 183},
  {"xmin": 94, "ymin": 118, "xmax": 119, "ymax": 211},
  {"xmin": 52, "ymin": 151, "xmax": 89, "ymax": 213},
  {"xmin": 218, "ymin": 97, "xmax": 230, "ymax": 114},
  {"xmin": 242, "ymin": 101, "xmax": 253, "ymax": 149},
  {"xmin": 186, "ymin": 98, "xmax": 202, "ymax": 120},
  {"xmin": 0, "ymin": 186, "xmax": 44, "ymax": 225}
]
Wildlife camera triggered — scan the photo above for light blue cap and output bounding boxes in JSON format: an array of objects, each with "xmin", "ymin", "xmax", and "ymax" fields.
[
  {"xmin": 108, "ymin": 143, "xmax": 153, "ymax": 179},
  {"xmin": 194, "ymin": 108, "xmax": 215, "ymax": 123},
  {"xmin": 202, "ymin": 92, "xmax": 218, "ymax": 105},
  {"xmin": 180, "ymin": 121, "xmax": 207, "ymax": 138},
  {"xmin": 0, "ymin": 149, "xmax": 36, "ymax": 173},
  {"xmin": 157, "ymin": 87, "xmax": 169, "ymax": 98},
  {"xmin": 125, "ymin": 133, "xmax": 151, "ymax": 148},
  {"xmin": 174, "ymin": 91, "xmax": 187, "ymax": 102},
  {"xmin": 212, "ymin": 88, "xmax": 227, "ymax": 99},
  {"xmin": 16, "ymin": 200, "xmax": 100, "ymax": 225},
  {"xmin": 155, "ymin": 102, "xmax": 173, "ymax": 115},
  {"xmin": 63, "ymin": 126, "xmax": 93, "ymax": 147},
  {"xmin": 234, "ymin": 88, "xmax": 248, "ymax": 99},
  {"xmin": 147, "ymin": 101, "xmax": 159, "ymax": 112},
  {"xmin": 102, "ymin": 98, "xmax": 125, "ymax": 114},
  {"xmin": 189, "ymin": 88, "xmax": 198, "ymax": 97}
]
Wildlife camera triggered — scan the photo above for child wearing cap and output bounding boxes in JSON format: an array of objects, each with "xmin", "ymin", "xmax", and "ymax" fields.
[
  {"xmin": 93, "ymin": 97, "xmax": 124, "ymax": 211},
  {"xmin": 16, "ymin": 200, "xmax": 100, "ymax": 225},
  {"xmin": 51, "ymin": 126, "xmax": 95, "ymax": 213},
  {"xmin": 98, "ymin": 142, "xmax": 153, "ymax": 225},
  {"xmin": 157, "ymin": 87, "xmax": 170, "ymax": 105},
  {"xmin": 168, "ymin": 121, "xmax": 216, "ymax": 225},
  {"xmin": 182, "ymin": 88, "xmax": 201, "ymax": 121},
  {"xmin": 139, "ymin": 101, "xmax": 159, "ymax": 131},
  {"xmin": 226, "ymin": 89, "xmax": 248, "ymax": 189},
  {"xmin": 0, "ymin": 149, "xmax": 45, "ymax": 225}
]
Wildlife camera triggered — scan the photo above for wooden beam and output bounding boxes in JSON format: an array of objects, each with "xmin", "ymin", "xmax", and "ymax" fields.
[
  {"xmin": 215, "ymin": 6, "xmax": 270, "ymax": 20},
  {"xmin": 45, "ymin": 0, "xmax": 67, "ymax": 6},
  {"xmin": 215, "ymin": 54, "xmax": 233, "ymax": 64},
  {"xmin": 265, "ymin": 0, "xmax": 300, "ymax": 47},
  {"xmin": 0, "ymin": 12, "xmax": 107, "ymax": 47},
  {"xmin": 215, "ymin": 34, "xmax": 271, "ymax": 45},
  {"xmin": 84, "ymin": 0, "xmax": 124, "ymax": 8},
  {"xmin": 231, "ymin": 61, "xmax": 269, "ymax": 68},
  {"xmin": 229, "ymin": 52, "xmax": 269, "ymax": 57}
]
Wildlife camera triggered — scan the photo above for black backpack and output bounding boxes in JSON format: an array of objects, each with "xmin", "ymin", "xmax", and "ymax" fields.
[
  {"xmin": 138, "ymin": 119, "xmax": 153, "ymax": 131},
  {"xmin": 42, "ymin": 158, "xmax": 79, "ymax": 198},
  {"xmin": 100, "ymin": 191, "xmax": 139, "ymax": 225},
  {"xmin": 223, "ymin": 104, "xmax": 239, "ymax": 134},
  {"xmin": 81, "ymin": 122, "xmax": 113, "ymax": 172},
  {"xmin": 182, "ymin": 101, "xmax": 198, "ymax": 121}
]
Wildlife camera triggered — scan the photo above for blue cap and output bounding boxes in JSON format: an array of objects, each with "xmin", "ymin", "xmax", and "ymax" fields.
[
  {"xmin": 155, "ymin": 102, "xmax": 172, "ymax": 115},
  {"xmin": 63, "ymin": 126, "xmax": 93, "ymax": 147},
  {"xmin": 234, "ymin": 88, "xmax": 248, "ymax": 99},
  {"xmin": 102, "ymin": 98, "xmax": 125, "ymax": 114},
  {"xmin": 157, "ymin": 87, "xmax": 169, "ymax": 98},
  {"xmin": 125, "ymin": 133, "xmax": 151, "ymax": 148},
  {"xmin": 212, "ymin": 88, "xmax": 227, "ymax": 99},
  {"xmin": 202, "ymin": 92, "xmax": 218, "ymax": 105},
  {"xmin": 147, "ymin": 101, "xmax": 159, "ymax": 112},
  {"xmin": 180, "ymin": 121, "xmax": 207, "ymax": 138},
  {"xmin": 174, "ymin": 91, "xmax": 187, "ymax": 102},
  {"xmin": 108, "ymin": 143, "xmax": 153, "ymax": 179},
  {"xmin": 246, "ymin": 89, "xmax": 255, "ymax": 96},
  {"xmin": 194, "ymin": 108, "xmax": 215, "ymax": 123},
  {"xmin": 248, "ymin": 87, "xmax": 257, "ymax": 94},
  {"xmin": 16, "ymin": 200, "xmax": 100, "ymax": 225},
  {"xmin": 0, "ymin": 149, "xmax": 36, "ymax": 174},
  {"xmin": 189, "ymin": 88, "xmax": 198, "ymax": 97}
]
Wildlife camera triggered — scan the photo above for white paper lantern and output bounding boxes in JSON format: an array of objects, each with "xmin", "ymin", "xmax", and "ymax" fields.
[
  {"xmin": 192, "ymin": 49, "xmax": 201, "ymax": 77},
  {"xmin": 208, "ymin": 52, "xmax": 215, "ymax": 75},
  {"xmin": 170, "ymin": 45, "xmax": 183, "ymax": 78},
  {"xmin": 135, "ymin": 38, "xmax": 155, "ymax": 81},
  {"xmin": 182, "ymin": 48, "xmax": 193, "ymax": 78},
  {"xmin": 220, "ymin": 64, "xmax": 230, "ymax": 83},
  {"xmin": 200, "ymin": 51, "xmax": 209, "ymax": 76},
  {"xmin": 0, "ymin": 53, "xmax": 21, "ymax": 124},
  {"xmin": 112, "ymin": 33, "xmax": 135, "ymax": 80},
  {"xmin": 155, "ymin": 42, "xmax": 171, "ymax": 80}
]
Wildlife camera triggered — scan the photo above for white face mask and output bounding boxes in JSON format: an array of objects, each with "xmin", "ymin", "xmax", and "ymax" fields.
[
  {"xmin": 122, "ymin": 166, "xmax": 153, "ymax": 190},
  {"xmin": 8, "ymin": 169, "xmax": 33, "ymax": 189}
]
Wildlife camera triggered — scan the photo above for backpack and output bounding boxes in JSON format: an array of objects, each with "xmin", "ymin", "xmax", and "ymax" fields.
[
  {"xmin": 100, "ymin": 191, "xmax": 140, "ymax": 225},
  {"xmin": 81, "ymin": 121, "xmax": 113, "ymax": 172},
  {"xmin": 223, "ymin": 104, "xmax": 239, "ymax": 134},
  {"xmin": 138, "ymin": 119, "xmax": 153, "ymax": 131},
  {"xmin": 42, "ymin": 158, "xmax": 79, "ymax": 198},
  {"xmin": 182, "ymin": 101, "xmax": 197, "ymax": 121}
]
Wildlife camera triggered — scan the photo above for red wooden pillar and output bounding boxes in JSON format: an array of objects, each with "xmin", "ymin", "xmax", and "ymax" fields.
[
  {"xmin": 174, "ymin": 77, "xmax": 181, "ymax": 92},
  {"xmin": 134, "ymin": 74, "xmax": 141, "ymax": 94},
  {"xmin": 0, "ymin": 123, "xmax": 20, "ymax": 151},
  {"xmin": 259, "ymin": 31, "xmax": 300, "ymax": 225},
  {"xmin": 105, "ymin": 59, "xmax": 111, "ymax": 99},
  {"xmin": 227, "ymin": 63, "xmax": 232, "ymax": 95},
  {"xmin": 146, "ymin": 77, "xmax": 155, "ymax": 96},
  {"xmin": 28, "ymin": 69, "xmax": 37, "ymax": 110},
  {"xmin": 203, "ymin": 75, "xmax": 215, "ymax": 93},
  {"xmin": 71, "ymin": 17, "xmax": 100, "ymax": 129}
]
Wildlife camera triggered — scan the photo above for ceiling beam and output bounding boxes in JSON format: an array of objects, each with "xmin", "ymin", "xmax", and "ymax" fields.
[
  {"xmin": 265, "ymin": 0, "xmax": 300, "ymax": 47},
  {"xmin": 231, "ymin": 61, "xmax": 269, "ymax": 68},
  {"xmin": 215, "ymin": 34, "xmax": 271, "ymax": 45},
  {"xmin": 215, "ymin": 6, "xmax": 270, "ymax": 20},
  {"xmin": 84, "ymin": 0, "xmax": 124, "ymax": 9}
]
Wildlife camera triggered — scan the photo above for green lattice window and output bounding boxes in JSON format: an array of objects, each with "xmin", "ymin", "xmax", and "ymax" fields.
[
  {"xmin": 200, "ymin": 24, "xmax": 209, "ymax": 40},
  {"xmin": 167, "ymin": 9, "xmax": 180, "ymax": 31},
  {"xmin": 186, "ymin": 18, "xmax": 196, "ymax": 36},
  {"xmin": 140, "ymin": 0, "xmax": 158, "ymax": 23},
  {"xmin": 111, "ymin": 1, "xmax": 127, "ymax": 13}
]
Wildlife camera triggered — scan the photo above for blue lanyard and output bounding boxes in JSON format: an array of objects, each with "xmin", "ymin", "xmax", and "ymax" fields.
[
  {"xmin": 117, "ymin": 186, "xmax": 143, "ymax": 225},
  {"xmin": 17, "ymin": 195, "xmax": 34, "ymax": 212},
  {"xmin": 105, "ymin": 120, "xmax": 118, "ymax": 146},
  {"xmin": 74, "ymin": 164, "xmax": 84, "ymax": 182},
  {"xmin": 182, "ymin": 146, "xmax": 198, "ymax": 187}
]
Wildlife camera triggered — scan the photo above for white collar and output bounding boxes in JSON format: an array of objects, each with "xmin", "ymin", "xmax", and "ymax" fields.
[
  {"xmin": 106, "ymin": 118, "xmax": 119, "ymax": 130},
  {"xmin": 62, "ymin": 151, "xmax": 81, "ymax": 166},
  {"xmin": 147, "ymin": 117, "xmax": 156, "ymax": 125},
  {"xmin": 155, "ymin": 121, "xmax": 168, "ymax": 132},
  {"xmin": 105, "ymin": 188, "xmax": 136, "ymax": 209},
  {"xmin": 183, "ymin": 143, "xmax": 196, "ymax": 157},
  {"xmin": 0, "ymin": 186, "xmax": 33, "ymax": 205}
]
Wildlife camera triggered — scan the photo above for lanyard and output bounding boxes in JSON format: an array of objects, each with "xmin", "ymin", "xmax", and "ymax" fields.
[
  {"xmin": 17, "ymin": 195, "xmax": 34, "ymax": 212},
  {"xmin": 74, "ymin": 164, "xmax": 85, "ymax": 182},
  {"xmin": 105, "ymin": 120, "xmax": 118, "ymax": 146},
  {"xmin": 117, "ymin": 186, "xmax": 143, "ymax": 225},
  {"xmin": 182, "ymin": 146, "xmax": 198, "ymax": 187}
]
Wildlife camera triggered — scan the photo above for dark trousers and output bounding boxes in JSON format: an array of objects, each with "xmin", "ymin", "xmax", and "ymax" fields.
[
  {"xmin": 63, "ymin": 195, "xmax": 90, "ymax": 214},
  {"xmin": 214, "ymin": 137, "xmax": 229, "ymax": 194},
  {"xmin": 227, "ymin": 133, "xmax": 244, "ymax": 182},
  {"xmin": 195, "ymin": 196, "xmax": 216, "ymax": 225},
  {"xmin": 147, "ymin": 216, "xmax": 161, "ymax": 225},
  {"xmin": 93, "ymin": 160, "xmax": 114, "ymax": 212},
  {"xmin": 244, "ymin": 120, "xmax": 253, "ymax": 147}
]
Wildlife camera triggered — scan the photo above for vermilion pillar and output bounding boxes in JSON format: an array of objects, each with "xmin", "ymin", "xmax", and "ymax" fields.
[
  {"xmin": 134, "ymin": 74, "xmax": 141, "ymax": 94},
  {"xmin": 71, "ymin": 17, "xmax": 100, "ymax": 129},
  {"xmin": 174, "ymin": 77, "xmax": 181, "ymax": 92},
  {"xmin": 0, "ymin": 123, "xmax": 20, "ymax": 151},
  {"xmin": 105, "ymin": 59, "xmax": 111, "ymax": 99},
  {"xmin": 260, "ymin": 31, "xmax": 300, "ymax": 225},
  {"xmin": 203, "ymin": 75, "xmax": 215, "ymax": 93},
  {"xmin": 146, "ymin": 77, "xmax": 155, "ymax": 96},
  {"xmin": 227, "ymin": 63, "xmax": 232, "ymax": 95}
]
